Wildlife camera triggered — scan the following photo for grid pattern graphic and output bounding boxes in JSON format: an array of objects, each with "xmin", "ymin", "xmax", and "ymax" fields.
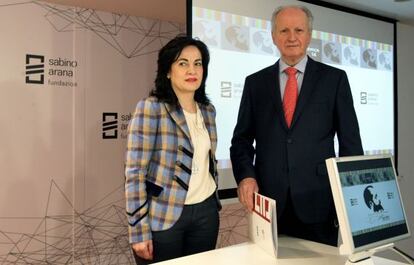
[{"xmin": 33, "ymin": 1, "xmax": 184, "ymax": 58}]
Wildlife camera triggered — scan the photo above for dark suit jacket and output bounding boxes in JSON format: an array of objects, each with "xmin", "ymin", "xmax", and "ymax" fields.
[{"xmin": 230, "ymin": 57, "xmax": 363, "ymax": 224}]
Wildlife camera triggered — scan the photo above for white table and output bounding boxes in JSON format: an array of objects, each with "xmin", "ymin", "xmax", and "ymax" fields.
[{"xmin": 154, "ymin": 236, "xmax": 407, "ymax": 265}]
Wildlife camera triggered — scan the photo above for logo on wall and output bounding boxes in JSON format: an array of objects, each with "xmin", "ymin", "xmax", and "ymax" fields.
[
  {"xmin": 25, "ymin": 54, "xmax": 45, "ymax": 84},
  {"xmin": 101, "ymin": 112, "xmax": 133, "ymax": 140},
  {"xmin": 25, "ymin": 53, "xmax": 78, "ymax": 87},
  {"xmin": 102, "ymin": 112, "xmax": 118, "ymax": 139}
]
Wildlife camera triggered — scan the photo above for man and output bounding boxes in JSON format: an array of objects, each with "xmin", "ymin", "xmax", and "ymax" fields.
[{"xmin": 230, "ymin": 5, "xmax": 363, "ymax": 246}]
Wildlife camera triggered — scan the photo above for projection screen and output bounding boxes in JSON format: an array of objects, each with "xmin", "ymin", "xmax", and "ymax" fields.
[{"xmin": 189, "ymin": 0, "xmax": 396, "ymax": 195}]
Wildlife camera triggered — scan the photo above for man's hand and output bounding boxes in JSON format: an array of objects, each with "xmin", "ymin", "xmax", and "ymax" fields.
[
  {"xmin": 132, "ymin": 240, "xmax": 153, "ymax": 260},
  {"xmin": 237, "ymin": 177, "xmax": 258, "ymax": 212}
]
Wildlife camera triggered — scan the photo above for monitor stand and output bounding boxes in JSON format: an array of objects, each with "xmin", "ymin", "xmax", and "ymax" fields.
[
  {"xmin": 340, "ymin": 243, "xmax": 394, "ymax": 265},
  {"xmin": 345, "ymin": 257, "xmax": 375, "ymax": 265}
]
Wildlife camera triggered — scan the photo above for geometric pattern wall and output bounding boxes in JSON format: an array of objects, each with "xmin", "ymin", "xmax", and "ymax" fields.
[
  {"xmin": 35, "ymin": 1, "xmax": 184, "ymax": 58},
  {"xmin": 0, "ymin": 183, "xmax": 248, "ymax": 264},
  {"xmin": 0, "ymin": 1, "xmax": 183, "ymax": 263},
  {"xmin": 0, "ymin": 181, "xmax": 132, "ymax": 264},
  {"xmin": 0, "ymin": 1, "xmax": 249, "ymax": 264}
]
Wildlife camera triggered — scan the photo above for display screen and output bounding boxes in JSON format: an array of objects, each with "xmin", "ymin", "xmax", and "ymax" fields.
[
  {"xmin": 190, "ymin": 1, "xmax": 395, "ymax": 192},
  {"xmin": 337, "ymin": 158, "xmax": 409, "ymax": 248}
]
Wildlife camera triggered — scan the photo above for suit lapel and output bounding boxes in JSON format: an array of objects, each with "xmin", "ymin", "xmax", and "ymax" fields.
[
  {"xmin": 265, "ymin": 61, "xmax": 289, "ymax": 130},
  {"xmin": 290, "ymin": 57, "xmax": 320, "ymax": 128},
  {"xmin": 199, "ymin": 104, "xmax": 217, "ymax": 154},
  {"xmin": 164, "ymin": 102, "xmax": 192, "ymax": 145}
]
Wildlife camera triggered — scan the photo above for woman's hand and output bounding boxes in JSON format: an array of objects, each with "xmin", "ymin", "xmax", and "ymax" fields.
[{"xmin": 132, "ymin": 240, "xmax": 153, "ymax": 260}]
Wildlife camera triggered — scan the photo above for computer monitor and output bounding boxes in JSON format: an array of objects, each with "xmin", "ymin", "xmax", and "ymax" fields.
[{"xmin": 326, "ymin": 155, "xmax": 410, "ymax": 263}]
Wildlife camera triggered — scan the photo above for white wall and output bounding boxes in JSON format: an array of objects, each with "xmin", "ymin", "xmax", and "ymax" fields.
[{"xmin": 396, "ymin": 22, "xmax": 414, "ymax": 257}]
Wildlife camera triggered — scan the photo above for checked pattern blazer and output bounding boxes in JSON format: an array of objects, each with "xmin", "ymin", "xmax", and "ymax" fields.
[{"xmin": 125, "ymin": 96, "xmax": 219, "ymax": 243}]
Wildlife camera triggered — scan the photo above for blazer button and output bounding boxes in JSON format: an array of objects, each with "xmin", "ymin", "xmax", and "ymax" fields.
[
  {"xmin": 287, "ymin": 138, "xmax": 293, "ymax": 144},
  {"xmin": 178, "ymin": 145, "xmax": 183, "ymax": 151},
  {"xmin": 176, "ymin": 161, "xmax": 182, "ymax": 166}
]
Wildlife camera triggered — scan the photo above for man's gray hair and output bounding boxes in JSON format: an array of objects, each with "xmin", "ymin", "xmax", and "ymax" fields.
[{"xmin": 271, "ymin": 5, "xmax": 313, "ymax": 33}]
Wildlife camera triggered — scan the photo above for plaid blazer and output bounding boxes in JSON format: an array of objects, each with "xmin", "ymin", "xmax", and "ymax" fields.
[{"xmin": 125, "ymin": 96, "xmax": 219, "ymax": 243}]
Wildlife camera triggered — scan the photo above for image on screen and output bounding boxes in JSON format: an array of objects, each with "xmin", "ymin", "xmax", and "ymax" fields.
[{"xmin": 337, "ymin": 157, "xmax": 409, "ymax": 249}]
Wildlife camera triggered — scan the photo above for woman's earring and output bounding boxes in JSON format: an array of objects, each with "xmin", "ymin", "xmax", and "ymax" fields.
[{"xmin": 167, "ymin": 74, "xmax": 170, "ymax": 79}]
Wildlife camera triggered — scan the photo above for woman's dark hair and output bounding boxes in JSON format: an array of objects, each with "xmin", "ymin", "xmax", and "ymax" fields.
[{"xmin": 150, "ymin": 34, "xmax": 210, "ymax": 106}]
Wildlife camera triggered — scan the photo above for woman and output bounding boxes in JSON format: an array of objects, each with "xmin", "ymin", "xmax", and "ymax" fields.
[{"xmin": 125, "ymin": 35, "xmax": 220, "ymax": 264}]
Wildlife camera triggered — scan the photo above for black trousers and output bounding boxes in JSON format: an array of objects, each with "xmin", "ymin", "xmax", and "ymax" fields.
[
  {"xmin": 277, "ymin": 190, "xmax": 338, "ymax": 246},
  {"xmin": 133, "ymin": 194, "xmax": 219, "ymax": 264}
]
